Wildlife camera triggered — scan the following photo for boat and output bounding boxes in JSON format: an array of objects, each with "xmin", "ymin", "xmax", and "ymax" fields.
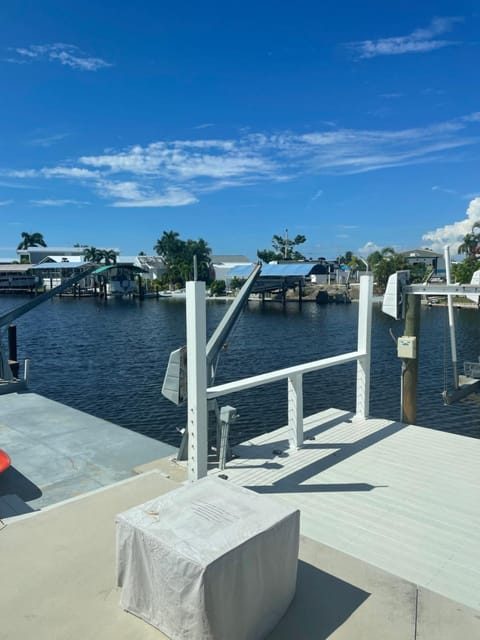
[{"xmin": 158, "ymin": 289, "xmax": 187, "ymax": 299}]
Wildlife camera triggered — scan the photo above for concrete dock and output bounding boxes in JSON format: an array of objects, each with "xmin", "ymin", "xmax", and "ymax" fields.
[
  {"xmin": 1, "ymin": 469, "xmax": 479, "ymax": 640},
  {"xmin": 0, "ymin": 391, "xmax": 177, "ymax": 515},
  {"xmin": 1, "ymin": 394, "xmax": 479, "ymax": 638}
]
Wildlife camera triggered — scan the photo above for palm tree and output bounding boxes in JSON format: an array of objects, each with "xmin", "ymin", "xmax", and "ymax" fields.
[
  {"xmin": 17, "ymin": 231, "xmax": 47, "ymax": 250},
  {"xmin": 101, "ymin": 249, "xmax": 117, "ymax": 265},
  {"xmin": 83, "ymin": 246, "xmax": 102, "ymax": 263},
  {"xmin": 458, "ymin": 234, "xmax": 477, "ymax": 257}
]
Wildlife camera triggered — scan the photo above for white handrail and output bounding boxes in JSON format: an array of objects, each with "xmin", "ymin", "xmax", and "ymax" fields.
[{"xmin": 206, "ymin": 350, "xmax": 364, "ymax": 398}]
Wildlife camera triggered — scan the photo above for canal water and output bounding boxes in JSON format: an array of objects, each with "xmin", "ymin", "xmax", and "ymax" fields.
[{"xmin": 1, "ymin": 294, "xmax": 479, "ymax": 446}]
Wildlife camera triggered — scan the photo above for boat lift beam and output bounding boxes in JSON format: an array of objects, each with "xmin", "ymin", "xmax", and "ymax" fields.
[{"xmin": 0, "ymin": 265, "xmax": 97, "ymax": 383}]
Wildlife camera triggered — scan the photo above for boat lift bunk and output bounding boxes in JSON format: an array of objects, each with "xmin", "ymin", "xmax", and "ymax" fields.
[{"xmin": 382, "ymin": 247, "xmax": 480, "ymax": 407}]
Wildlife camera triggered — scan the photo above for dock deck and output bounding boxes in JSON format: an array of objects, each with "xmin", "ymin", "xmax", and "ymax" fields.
[
  {"xmin": 208, "ymin": 407, "xmax": 480, "ymax": 612},
  {"xmin": 0, "ymin": 391, "xmax": 177, "ymax": 515}
]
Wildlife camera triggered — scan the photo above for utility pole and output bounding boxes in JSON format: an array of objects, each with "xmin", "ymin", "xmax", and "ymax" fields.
[
  {"xmin": 402, "ymin": 294, "xmax": 421, "ymax": 424},
  {"xmin": 284, "ymin": 229, "xmax": 288, "ymax": 260}
]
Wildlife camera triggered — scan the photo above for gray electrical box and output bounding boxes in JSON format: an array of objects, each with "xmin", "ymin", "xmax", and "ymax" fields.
[{"xmin": 397, "ymin": 336, "xmax": 417, "ymax": 359}]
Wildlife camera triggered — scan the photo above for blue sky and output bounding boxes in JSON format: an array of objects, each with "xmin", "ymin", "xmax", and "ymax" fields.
[{"xmin": 1, "ymin": 1, "xmax": 480, "ymax": 261}]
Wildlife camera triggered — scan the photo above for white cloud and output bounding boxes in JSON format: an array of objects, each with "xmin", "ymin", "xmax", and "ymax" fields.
[
  {"xmin": 432, "ymin": 185, "xmax": 457, "ymax": 195},
  {"xmin": 311, "ymin": 189, "xmax": 323, "ymax": 201},
  {"xmin": 112, "ymin": 189, "xmax": 198, "ymax": 208},
  {"xmin": 357, "ymin": 241, "xmax": 382, "ymax": 257},
  {"xmin": 348, "ymin": 17, "xmax": 462, "ymax": 59},
  {"xmin": 8, "ymin": 44, "xmax": 112, "ymax": 71},
  {"xmin": 31, "ymin": 199, "xmax": 87, "ymax": 206},
  {"xmin": 0, "ymin": 199, "xmax": 13, "ymax": 206},
  {"xmin": 97, "ymin": 179, "xmax": 198, "ymax": 208},
  {"xmin": 42, "ymin": 167, "xmax": 99, "ymax": 179},
  {"xmin": 422, "ymin": 197, "xmax": 480, "ymax": 253},
  {"xmin": 27, "ymin": 132, "xmax": 69, "ymax": 147},
  {"xmin": 3, "ymin": 111, "xmax": 480, "ymax": 208},
  {"xmin": 97, "ymin": 180, "xmax": 146, "ymax": 201}
]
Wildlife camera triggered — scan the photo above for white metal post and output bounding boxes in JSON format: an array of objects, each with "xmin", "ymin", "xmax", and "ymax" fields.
[
  {"xmin": 355, "ymin": 274, "xmax": 373, "ymax": 420},
  {"xmin": 288, "ymin": 373, "xmax": 303, "ymax": 449},
  {"xmin": 186, "ymin": 281, "xmax": 208, "ymax": 481},
  {"xmin": 444, "ymin": 245, "xmax": 458, "ymax": 389}
]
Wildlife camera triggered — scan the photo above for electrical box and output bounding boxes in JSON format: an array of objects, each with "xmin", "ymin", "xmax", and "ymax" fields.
[{"xmin": 397, "ymin": 336, "xmax": 417, "ymax": 359}]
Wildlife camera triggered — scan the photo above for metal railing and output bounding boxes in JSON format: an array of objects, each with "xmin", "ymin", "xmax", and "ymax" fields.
[{"xmin": 186, "ymin": 275, "xmax": 373, "ymax": 481}]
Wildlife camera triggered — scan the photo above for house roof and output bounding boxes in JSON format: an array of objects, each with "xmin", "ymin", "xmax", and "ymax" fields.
[
  {"xmin": 0, "ymin": 264, "xmax": 33, "ymax": 273},
  {"xmin": 228, "ymin": 263, "xmax": 316, "ymax": 277},
  {"xmin": 400, "ymin": 249, "xmax": 442, "ymax": 258},
  {"xmin": 17, "ymin": 246, "xmax": 120, "ymax": 254},
  {"xmin": 39, "ymin": 256, "xmax": 88, "ymax": 264},
  {"xmin": 30, "ymin": 262, "xmax": 87, "ymax": 270},
  {"xmin": 211, "ymin": 255, "xmax": 252, "ymax": 264}
]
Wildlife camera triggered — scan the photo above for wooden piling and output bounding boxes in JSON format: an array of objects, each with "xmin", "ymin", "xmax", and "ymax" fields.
[
  {"xmin": 8, "ymin": 324, "xmax": 19, "ymax": 378},
  {"xmin": 402, "ymin": 294, "xmax": 420, "ymax": 424}
]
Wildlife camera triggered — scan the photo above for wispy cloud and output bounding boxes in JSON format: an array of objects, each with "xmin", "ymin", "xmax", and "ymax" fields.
[
  {"xmin": 432, "ymin": 185, "xmax": 457, "ymax": 195},
  {"xmin": 30, "ymin": 199, "xmax": 88, "ymax": 207},
  {"xmin": 27, "ymin": 132, "xmax": 70, "ymax": 147},
  {"xmin": 96, "ymin": 179, "xmax": 198, "ymax": 208},
  {"xmin": 311, "ymin": 189, "xmax": 324, "ymax": 201},
  {"xmin": 7, "ymin": 44, "xmax": 112, "ymax": 71},
  {"xmin": 347, "ymin": 17, "xmax": 462, "ymax": 59},
  {"xmin": 423, "ymin": 197, "xmax": 480, "ymax": 254},
  {"xmin": 3, "ymin": 111, "xmax": 480, "ymax": 207},
  {"xmin": 0, "ymin": 199, "xmax": 13, "ymax": 206}
]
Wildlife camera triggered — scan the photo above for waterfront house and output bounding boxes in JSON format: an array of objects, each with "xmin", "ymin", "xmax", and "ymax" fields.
[
  {"xmin": 16, "ymin": 246, "xmax": 120, "ymax": 265},
  {"xmin": 399, "ymin": 248, "xmax": 445, "ymax": 279},
  {"xmin": 210, "ymin": 255, "xmax": 252, "ymax": 283},
  {"xmin": 0, "ymin": 263, "xmax": 37, "ymax": 292}
]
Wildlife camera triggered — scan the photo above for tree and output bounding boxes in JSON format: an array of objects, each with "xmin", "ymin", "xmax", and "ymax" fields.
[
  {"xmin": 154, "ymin": 230, "xmax": 212, "ymax": 287},
  {"xmin": 367, "ymin": 247, "xmax": 408, "ymax": 291},
  {"xmin": 210, "ymin": 280, "xmax": 226, "ymax": 296},
  {"xmin": 17, "ymin": 231, "xmax": 47, "ymax": 251},
  {"xmin": 83, "ymin": 246, "xmax": 102, "ymax": 263},
  {"xmin": 458, "ymin": 222, "xmax": 480, "ymax": 257},
  {"xmin": 230, "ymin": 277, "xmax": 245, "ymax": 292},
  {"xmin": 453, "ymin": 256, "xmax": 479, "ymax": 284},
  {"xmin": 101, "ymin": 249, "xmax": 117, "ymax": 265},
  {"xmin": 257, "ymin": 230, "xmax": 307, "ymax": 262}
]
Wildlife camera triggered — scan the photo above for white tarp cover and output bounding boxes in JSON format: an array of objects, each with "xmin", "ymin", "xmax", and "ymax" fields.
[{"xmin": 116, "ymin": 476, "xmax": 300, "ymax": 640}]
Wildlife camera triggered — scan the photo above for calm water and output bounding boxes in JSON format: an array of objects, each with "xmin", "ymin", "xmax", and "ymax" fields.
[{"xmin": 1, "ymin": 294, "xmax": 479, "ymax": 445}]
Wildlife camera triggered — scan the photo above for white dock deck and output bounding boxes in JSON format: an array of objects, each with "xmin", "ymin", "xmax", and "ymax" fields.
[{"xmin": 210, "ymin": 408, "xmax": 480, "ymax": 611}]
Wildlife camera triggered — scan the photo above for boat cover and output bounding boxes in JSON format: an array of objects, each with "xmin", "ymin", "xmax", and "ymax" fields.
[{"xmin": 116, "ymin": 476, "xmax": 299, "ymax": 640}]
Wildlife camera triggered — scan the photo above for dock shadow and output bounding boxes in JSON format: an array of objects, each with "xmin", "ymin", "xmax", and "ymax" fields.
[
  {"xmin": 267, "ymin": 559, "xmax": 370, "ymax": 639},
  {"xmin": 258, "ymin": 420, "xmax": 406, "ymax": 494},
  {"xmin": 0, "ymin": 466, "xmax": 42, "ymax": 502},
  {"xmin": 249, "ymin": 482, "xmax": 379, "ymax": 493}
]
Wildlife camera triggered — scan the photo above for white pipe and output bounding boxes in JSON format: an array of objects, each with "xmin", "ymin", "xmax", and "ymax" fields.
[
  {"xmin": 23, "ymin": 358, "xmax": 30, "ymax": 384},
  {"xmin": 444, "ymin": 246, "xmax": 458, "ymax": 389}
]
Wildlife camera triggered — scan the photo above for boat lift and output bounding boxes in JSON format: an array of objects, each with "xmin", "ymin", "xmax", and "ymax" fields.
[
  {"xmin": 382, "ymin": 248, "xmax": 480, "ymax": 412},
  {"xmin": 162, "ymin": 263, "xmax": 262, "ymax": 462},
  {"xmin": 0, "ymin": 265, "xmax": 98, "ymax": 390}
]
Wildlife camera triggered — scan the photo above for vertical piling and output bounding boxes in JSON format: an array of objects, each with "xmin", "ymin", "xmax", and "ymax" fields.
[
  {"xmin": 8, "ymin": 324, "xmax": 19, "ymax": 378},
  {"xmin": 402, "ymin": 294, "xmax": 421, "ymax": 424}
]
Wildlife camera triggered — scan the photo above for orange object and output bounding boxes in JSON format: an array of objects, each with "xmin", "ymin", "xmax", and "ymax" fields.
[{"xmin": 0, "ymin": 449, "xmax": 11, "ymax": 473}]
